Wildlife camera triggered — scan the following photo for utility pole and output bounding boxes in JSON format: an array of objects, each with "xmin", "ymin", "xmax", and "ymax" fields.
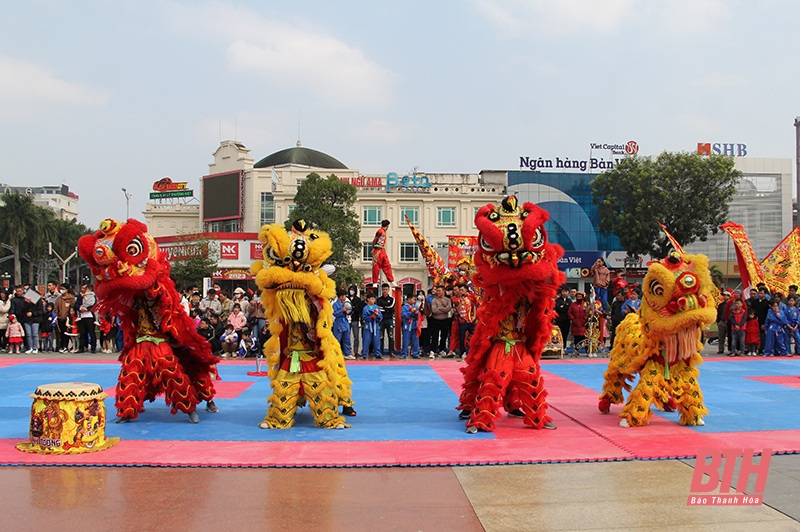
[{"xmin": 795, "ymin": 117, "xmax": 800, "ymax": 227}]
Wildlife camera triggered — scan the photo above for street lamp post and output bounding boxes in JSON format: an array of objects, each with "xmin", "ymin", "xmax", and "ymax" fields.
[{"xmin": 121, "ymin": 187, "xmax": 132, "ymax": 220}]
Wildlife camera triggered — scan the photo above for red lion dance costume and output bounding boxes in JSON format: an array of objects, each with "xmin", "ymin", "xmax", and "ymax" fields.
[
  {"xmin": 457, "ymin": 196, "xmax": 565, "ymax": 433},
  {"xmin": 78, "ymin": 219, "xmax": 218, "ymax": 423}
]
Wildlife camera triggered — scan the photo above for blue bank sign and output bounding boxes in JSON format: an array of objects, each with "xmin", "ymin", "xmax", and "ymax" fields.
[{"xmin": 386, "ymin": 172, "xmax": 431, "ymax": 193}]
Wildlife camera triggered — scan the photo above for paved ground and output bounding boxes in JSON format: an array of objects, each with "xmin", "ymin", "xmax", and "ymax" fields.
[{"xmin": 1, "ymin": 344, "xmax": 798, "ymax": 531}]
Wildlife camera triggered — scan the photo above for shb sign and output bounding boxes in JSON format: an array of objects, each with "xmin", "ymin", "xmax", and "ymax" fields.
[{"xmin": 687, "ymin": 448, "xmax": 771, "ymax": 506}]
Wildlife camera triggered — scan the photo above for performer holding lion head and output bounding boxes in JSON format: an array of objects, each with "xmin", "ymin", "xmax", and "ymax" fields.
[
  {"xmin": 252, "ymin": 220, "xmax": 355, "ymax": 429},
  {"xmin": 457, "ymin": 196, "xmax": 565, "ymax": 433}
]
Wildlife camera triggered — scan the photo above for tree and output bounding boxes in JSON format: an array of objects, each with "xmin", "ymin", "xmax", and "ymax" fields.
[
  {"xmin": 0, "ymin": 192, "xmax": 44, "ymax": 285},
  {"xmin": 591, "ymin": 152, "xmax": 741, "ymax": 259},
  {"xmin": 169, "ymin": 235, "xmax": 219, "ymax": 290},
  {"xmin": 287, "ymin": 172, "xmax": 363, "ymax": 287}
]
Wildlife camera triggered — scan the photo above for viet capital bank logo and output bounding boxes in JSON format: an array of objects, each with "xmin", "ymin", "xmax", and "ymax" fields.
[{"xmin": 687, "ymin": 448, "xmax": 771, "ymax": 506}]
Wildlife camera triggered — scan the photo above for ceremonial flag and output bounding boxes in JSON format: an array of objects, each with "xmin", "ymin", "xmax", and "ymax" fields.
[
  {"xmin": 761, "ymin": 226, "xmax": 800, "ymax": 295},
  {"xmin": 720, "ymin": 222, "xmax": 765, "ymax": 290},
  {"xmin": 447, "ymin": 236, "xmax": 478, "ymax": 270},
  {"xmin": 404, "ymin": 215, "xmax": 447, "ymax": 285},
  {"xmin": 658, "ymin": 222, "xmax": 686, "ymax": 255}
]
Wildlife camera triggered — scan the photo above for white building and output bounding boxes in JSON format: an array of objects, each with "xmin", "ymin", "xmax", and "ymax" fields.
[
  {"xmin": 148, "ymin": 141, "xmax": 505, "ymax": 290},
  {"xmin": 0, "ymin": 184, "xmax": 79, "ymax": 221}
]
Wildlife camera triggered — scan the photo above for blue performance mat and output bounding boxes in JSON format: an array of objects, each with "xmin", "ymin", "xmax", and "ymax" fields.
[
  {"xmin": 0, "ymin": 362, "xmax": 494, "ymax": 443},
  {"xmin": 545, "ymin": 359, "xmax": 800, "ymax": 433}
]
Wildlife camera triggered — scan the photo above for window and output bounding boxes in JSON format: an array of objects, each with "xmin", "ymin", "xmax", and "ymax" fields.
[
  {"xmin": 363, "ymin": 206, "xmax": 382, "ymax": 226},
  {"xmin": 210, "ymin": 220, "xmax": 239, "ymax": 232},
  {"xmin": 288, "ymin": 205, "xmax": 297, "ymax": 216},
  {"xmin": 437, "ymin": 206, "xmax": 456, "ymax": 227},
  {"xmin": 473, "ymin": 206, "xmax": 481, "ymax": 225},
  {"xmin": 400, "ymin": 243, "xmax": 419, "ymax": 263},
  {"xmin": 362, "ymin": 242, "xmax": 374, "ymax": 261},
  {"xmin": 436, "ymin": 242, "xmax": 448, "ymax": 255},
  {"xmin": 260, "ymin": 192, "xmax": 275, "ymax": 225},
  {"xmin": 400, "ymin": 206, "xmax": 419, "ymax": 225}
]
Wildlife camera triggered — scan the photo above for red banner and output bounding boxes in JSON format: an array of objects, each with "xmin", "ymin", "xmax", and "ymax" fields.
[
  {"xmin": 212, "ymin": 268, "xmax": 253, "ymax": 281},
  {"xmin": 720, "ymin": 222, "xmax": 765, "ymax": 289},
  {"xmin": 447, "ymin": 236, "xmax": 478, "ymax": 270}
]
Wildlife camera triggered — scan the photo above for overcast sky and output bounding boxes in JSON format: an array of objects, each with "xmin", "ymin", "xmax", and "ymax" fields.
[{"xmin": 1, "ymin": 1, "xmax": 799, "ymax": 230}]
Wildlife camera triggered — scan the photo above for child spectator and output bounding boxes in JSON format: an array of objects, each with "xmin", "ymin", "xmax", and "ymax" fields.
[
  {"xmin": 190, "ymin": 308, "xmax": 202, "ymax": 329},
  {"xmin": 228, "ymin": 303, "xmax": 247, "ymax": 333},
  {"xmin": 98, "ymin": 313, "xmax": 114, "ymax": 353},
  {"xmin": 237, "ymin": 328, "xmax": 256, "ymax": 358},
  {"xmin": 400, "ymin": 294, "xmax": 422, "ymax": 359},
  {"xmin": 745, "ymin": 308, "xmax": 760, "ymax": 357},
  {"xmin": 40, "ymin": 302, "xmax": 57, "ymax": 352},
  {"xmin": 786, "ymin": 296, "xmax": 800, "ymax": 357},
  {"xmin": 729, "ymin": 299, "xmax": 747, "ymax": 357},
  {"xmin": 332, "ymin": 289, "xmax": 353, "ymax": 360},
  {"xmin": 764, "ymin": 300, "xmax": 788, "ymax": 356},
  {"xmin": 361, "ymin": 292, "xmax": 382, "ymax": 360},
  {"xmin": 5, "ymin": 314, "xmax": 24, "ymax": 353},
  {"xmin": 66, "ymin": 308, "xmax": 80, "ymax": 353},
  {"xmin": 220, "ymin": 324, "xmax": 239, "ymax": 358}
]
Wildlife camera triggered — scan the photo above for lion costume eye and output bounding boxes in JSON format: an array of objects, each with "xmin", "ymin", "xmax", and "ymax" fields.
[
  {"xmin": 480, "ymin": 236, "xmax": 494, "ymax": 252},
  {"xmin": 126, "ymin": 237, "xmax": 143, "ymax": 257},
  {"xmin": 649, "ymin": 279, "xmax": 664, "ymax": 297},
  {"xmin": 265, "ymin": 246, "xmax": 281, "ymax": 263},
  {"xmin": 531, "ymin": 227, "xmax": 544, "ymax": 249}
]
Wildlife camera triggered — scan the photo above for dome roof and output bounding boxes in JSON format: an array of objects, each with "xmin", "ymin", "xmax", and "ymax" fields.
[{"xmin": 254, "ymin": 146, "xmax": 348, "ymax": 169}]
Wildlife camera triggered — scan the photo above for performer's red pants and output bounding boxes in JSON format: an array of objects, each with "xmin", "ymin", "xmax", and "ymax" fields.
[{"xmin": 372, "ymin": 249, "xmax": 394, "ymax": 283}]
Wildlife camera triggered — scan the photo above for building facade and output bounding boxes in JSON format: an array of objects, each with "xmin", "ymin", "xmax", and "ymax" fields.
[
  {"xmin": 149, "ymin": 141, "xmax": 504, "ymax": 290},
  {"xmin": 0, "ymin": 183, "xmax": 79, "ymax": 221}
]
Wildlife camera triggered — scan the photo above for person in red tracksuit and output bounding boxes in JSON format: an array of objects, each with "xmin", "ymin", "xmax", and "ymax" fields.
[{"xmin": 371, "ymin": 220, "xmax": 395, "ymax": 286}]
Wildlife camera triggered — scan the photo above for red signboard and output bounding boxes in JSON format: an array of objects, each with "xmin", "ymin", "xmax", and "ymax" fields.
[
  {"xmin": 152, "ymin": 177, "xmax": 188, "ymax": 191},
  {"xmin": 250, "ymin": 242, "xmax": 265, "ymax": 260},
  {"xmin": 220, "ymin": 242, "xmax": 239, "ymax": 260},
  {"xmin": 212, "ymin": 268, "xmax": 253, "ymax": 281}
]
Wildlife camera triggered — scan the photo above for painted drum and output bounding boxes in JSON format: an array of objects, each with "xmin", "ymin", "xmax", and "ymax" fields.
[{"xmin": 16, "ymin": 382, "xmax": 120, "ymax": 454}]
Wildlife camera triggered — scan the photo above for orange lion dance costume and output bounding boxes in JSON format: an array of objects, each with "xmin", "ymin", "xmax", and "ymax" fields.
[
  {"xmin": 78, "ymin": 219, "xmax": 218, "ymax": 423},
  {"xmin": 457, "ymin": 196, "xmax": 565, "ymax": 433}
]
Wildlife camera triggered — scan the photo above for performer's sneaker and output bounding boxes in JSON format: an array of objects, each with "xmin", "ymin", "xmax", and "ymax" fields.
[
  {"xmin": 458, "ymin": 410, "xmax": 471, "ymax": 420},
  {"xmin": 188, "ymin": 411, "xmax": 200, "ymax": 423},
  {"xmin": 116, "ymin": 417, "xmax": 132, "ymax": 424},
  {"xmin": 543, "ymin": 421, "xmax": 557, "ymax": 430},
  {"xmin": 342, "ymin": 406, "xmax": 357, "ymax": 417},
  {"xmin": 205, "ymin": 400, "xmax": 219, "ymax": 413},
  {"xmin": 507, "ymin": 409, "xmax": 524, "ymax": 418},
  {"xmin": 619, "ymin": 418, "xmax": 631, "ymax": 428}
]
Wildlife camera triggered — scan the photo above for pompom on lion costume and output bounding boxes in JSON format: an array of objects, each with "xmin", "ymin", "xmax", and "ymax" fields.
[
  {"xmin": 78, "ymin": 219, "xmax": 218, "ymax": 423},
  {"xmin": 457, "ymin": 196, "xmax": 565, "ymax": 433},
  {"xmin": 598, "ymin": 251, "xmax": 716, "ymax": 427},
  {"xmin": 252, "ymin": 220, "xmax": 355, "ymax": 429}
]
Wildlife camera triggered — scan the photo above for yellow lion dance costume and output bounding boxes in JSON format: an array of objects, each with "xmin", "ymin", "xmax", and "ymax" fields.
[
  {"xmin": 251, "ymin": 220, "xmax": 355, "ymax": 429},
  {"xmin": 598, "ymin": 251, "xmax": 716, "ymax": 428}
]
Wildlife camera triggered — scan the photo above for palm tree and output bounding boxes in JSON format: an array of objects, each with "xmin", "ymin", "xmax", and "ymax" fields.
[
  {"xmin": 23, "ymin": 206, "xmax": 58, "ymax": 285},
  {"xmin": 0, "ymin": 192, "xmax": 39, "ymax": 285}
]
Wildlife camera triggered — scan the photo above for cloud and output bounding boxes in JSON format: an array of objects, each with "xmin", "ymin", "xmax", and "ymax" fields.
[
  {"xmin": 166, "ymin": 2, "xmax": 397, "ymax": 108},
  {"xmin": 471, "ymin": 0, "xmax": 730, "ymax": 37},
  {"xmin": 689, "ymin": 73, "xmax": 747, "ymax": 89},
  {"xmin": 0, "ymin": 54, "xmax": 110, "ymax": 112}
]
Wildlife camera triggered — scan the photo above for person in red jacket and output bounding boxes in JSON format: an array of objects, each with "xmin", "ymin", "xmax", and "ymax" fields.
[
  {"xmin": 568, "ymin": 292, "xmax": 589, "ymax": 353},
  {"xmin": 745, "ymin": 308, "xmax": 760, "ymax": 357}
]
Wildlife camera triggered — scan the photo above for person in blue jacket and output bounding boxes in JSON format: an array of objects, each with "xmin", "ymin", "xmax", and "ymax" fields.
[
  {"xmin": 332, "ymin": 289, "xmax": 353, "ymax": 360},
  {"xmin": 361, "ymin": 292, "xmax": 382, "ymax": 359},
  {"xmin": 400, "ymin": 294, "xmax": 422, "ymax": 359},
  {"xmin": 784, "ymin": 295, "xmax": 800, "ymax": 356},
  {"xmin": 764, "ymin": 300, "xmax": 789, "ymax": 356}
]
